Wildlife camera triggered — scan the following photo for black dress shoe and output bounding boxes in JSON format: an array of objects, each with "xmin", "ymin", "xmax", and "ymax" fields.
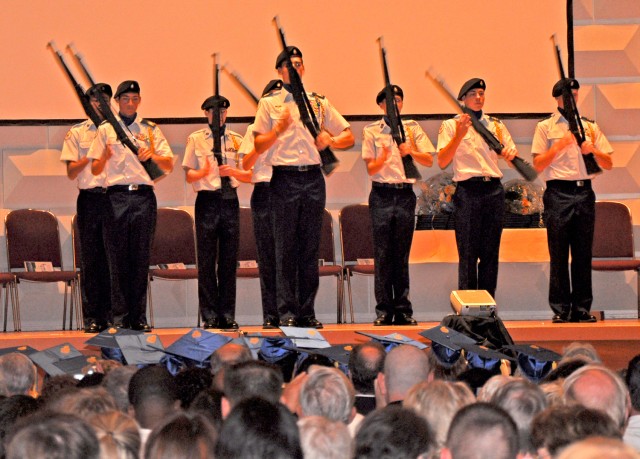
[
  {"xmin": 112, "ymin": 322, "xmax": 129, "ymax": 329},
  {"xmin": 571, "ymin": 312, "xmax": 597, "ymax": 323},
  {"xmin": 394, "ymin": 313, "xmax": 417, "ymax": 326},
  {"xmin": 300, "ymin": 317, "xmax": 323, "ymax": 329},
  {"xmin": 263, "ymin": 318, "xmax": 279, "ymax": 329},
  {"xmin": 203, "ymin": 318, "xmax": 218, "ymax": 329},
  {"xmin": 279, "ymin": 317, "xmax": 298, "ymax": 328},
  {"xmin": 552, "ymin": 314, "xmax": 568, "ymax": 323},
  {"xmin": 131, "ymin": 322, "xmax": 152, "ymax": 332},
  {"xmin": 219, "ymin": 318, "xmax": 239, "ymax": 330},
  {"xmin": 373, "ymin": 314, "xmax": 393, "ymax": 326},
  {"xmin": 84, "ymin": 322, "xmax": 100, "ymax": 334}
]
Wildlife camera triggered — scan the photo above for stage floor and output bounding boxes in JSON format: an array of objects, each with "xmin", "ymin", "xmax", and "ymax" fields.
[{"xmin": 4, "ymin": 318, "xmax": 639, "ymax": 371}]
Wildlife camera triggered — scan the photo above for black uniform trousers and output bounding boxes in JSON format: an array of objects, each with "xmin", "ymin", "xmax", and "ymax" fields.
[
  {"xmin": 251, "ymin": 182, "xmax": 277, "ymax": 322},
  {"xmin": 103, "ymin": 186, "xmax": 156, "ymax": 326},
  {"xmin": 76, "ymin": 188, "xmax": 111, "ymax": 327},
  {"xmin": 271, "ymin": 166, "xmax": 325, "ymax": 321},
  {"xmin": 543, "ymin": 180, "xmax": 595, "ymax": 318},
  {"xmin": 453, "ymin": 178, "xmax": 504, "ymax": 299},
  {"xmin": 195, "ymin": 189, "xmax": 239, "ymax": 323},
  {"xmin": 369, "ymin": 184, "xmax": 416, "ymax": 319}
]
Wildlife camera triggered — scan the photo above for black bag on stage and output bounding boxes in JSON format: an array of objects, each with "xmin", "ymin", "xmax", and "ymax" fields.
[{"xmin": 440, "ymin": 314, "xmax": 515, "ymax": 352}]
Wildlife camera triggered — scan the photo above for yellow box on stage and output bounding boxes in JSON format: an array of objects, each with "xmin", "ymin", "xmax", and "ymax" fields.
[{"xmin": 450, "ymin": 290, "xmax": 496, "ymax": 317}]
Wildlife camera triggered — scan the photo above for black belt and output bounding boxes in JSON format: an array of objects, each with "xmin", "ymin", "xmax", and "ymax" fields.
[
  {"xmin": 546, "ymin": 179, "xmax": 592, "ymax": 189},
  {"xmin": 463, "ymin": 176, "xmax": 501, "ymax": 183},
  {"xmin": 372, "ymin": 182, "xmax": 413, "ymax": 190},
  {"xmin": 253, "ymin": 182, "xmax": 271, "ymax": 188},
  {"xmin": 80, "ymin": 187, "xmax": 107, "ymax": 194},
  {"xmin": 107, "ymin": 184, "xmax": 154, "ymax": 192},
  {"xmin": 273, "ymin": 164, "xmax": 321, "ymax": 172}
]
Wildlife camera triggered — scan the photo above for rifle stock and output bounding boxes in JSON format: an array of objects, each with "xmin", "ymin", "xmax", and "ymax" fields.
[
  {"xmin": 550, "ymin": 34, "xmax": 601, "ymax": 175},
  {"xmin": 425, "ymin": 70, "xmax": 538, "ymax": 182},
  {"xmin": 272, "ymin": 16, "xmax": 339, "ymax": 176},
  {"xmin": 377, "ymin": 37, "xmax": 421, "ymax": 180}
]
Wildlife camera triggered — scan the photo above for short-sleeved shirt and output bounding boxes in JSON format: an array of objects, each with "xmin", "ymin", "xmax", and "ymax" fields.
[
  {"xmin": 87, "ymin": 116, "xmax": 173, "ymax": 186},
  {"xmin": 60, "ymin": 120, "xmax": 106, "ymax": 189},
  {"xmin": 238, "ymin": 123, "xmax": 272, "ymax": 184},
  {"xmin": 530, "ymin": 111, "xmax": 613, "ymax": 182},
  {"xmin": 362, "ymin": 118, "xmax": 435, "ymax": 184},
  {"xmin": 182, "ymin": 127, "xmax": 244, "ymax": 191},
  {"xmin": 437, "ymin": 114, "xmax": 516, "ymax": 182},
  {"xmin": 252, "ymin": 88, "xmax": 350, "ymax": 166}
]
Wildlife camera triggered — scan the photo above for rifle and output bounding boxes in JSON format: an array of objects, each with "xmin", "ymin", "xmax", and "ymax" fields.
[
  {"xmin": 425, "ymin": 69, "xmax": 538, "ymax": 182},
  {"xmin": 550, "ymin": 34, "xmax": 601, "ymax": 175},
  {"xmin": 66, "ymin": 43, "xmax": 96, "ymax": 87},
  {"xmin": 66, "ymin": 44, "xmax": 165, "ymax": 181},
  {"xmin": 272, "ymin": 16, "xmax": 339, "ymax": 176},
  {"xmin": 46, "ymin": 41, "xmax": 102, "ymax": 127},
  {"xmin": 377, "ymin": 37, "xmax": 421, "ymax": 180},
  {"xmin": 220, "ymin": 63, "xmax": 260, "ymax": 105},
  {"xmin": 210, "ymin": 54, "xmax": 233, "ymax": 194}
]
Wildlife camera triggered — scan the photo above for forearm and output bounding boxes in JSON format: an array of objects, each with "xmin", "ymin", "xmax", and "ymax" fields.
[
  {"xmin": 242, "ymin": 149, "xmax": 259, "ymax": 170},
  {"xmin": 230, "ymin": 168, "xmax": 253, "ymax": 183},
  {"xmin": 437, "ymin": 138, "xmax": 461, "ymax": 169},
  {"xmin": 91, "ymin": 157, "xmax": 106, "ymax": 176},
  {"xmin": 328, "ymin": 128, "xmax": 354, "ymax": 149},
  {"xmin": 411, "ymin": 150, "xmax": 434, "ymax": 168},
  {"xmin": 185, "ymin": 167, "xmax": 207, "ymax": 184},
  {"xmin": 593, "ymin": 149, "xmax": 613, "ymax": 170},
  {"xmin": 255, "ymin": 130, "xmax": 279, "ymax": 155},
  {"xmin": 365, "ymin": 157, "xmax": 385, "ymax": 176},
  {"xmin": 66, "ymin": 157, "xmax": 89, "ymax": 180},
  {"xmin": 151, "ymin": 154, "xmax": 174, "ymax": 172}
]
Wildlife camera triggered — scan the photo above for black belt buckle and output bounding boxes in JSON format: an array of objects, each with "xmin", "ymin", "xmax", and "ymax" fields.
[{"xmin": 392, "ymin": 183, "xmax": 405, "ymax": 189}]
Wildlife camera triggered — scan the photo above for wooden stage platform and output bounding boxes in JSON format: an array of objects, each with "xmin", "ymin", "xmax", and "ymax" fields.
[{"xmin": 3, "ymin": 319, "xmax": 639, "ymax": 372}]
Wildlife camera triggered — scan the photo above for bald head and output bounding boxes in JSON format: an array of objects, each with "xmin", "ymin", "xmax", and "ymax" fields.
[{"xmin": 383, "ymin": 345, "xmax": 430, "ymax": 403}]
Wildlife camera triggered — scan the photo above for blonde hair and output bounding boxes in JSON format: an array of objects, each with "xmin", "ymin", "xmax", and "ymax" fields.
[{"xmin": 90, "ymin": 410, "xmax": 141, "ymax": 459}]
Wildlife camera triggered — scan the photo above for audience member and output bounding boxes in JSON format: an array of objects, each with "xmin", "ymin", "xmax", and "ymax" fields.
[
  {"xmin": 175, "ymin": 367, "xmax": 213, "ymax": 409},
  {"xmin": 144, "ymin": 412, "xmax": 217, "ymax": 459},
  {"xmin": 560, "ymin": 342, "xmax": 602, "ymax": 365},
  {"xmin": 476, "ymin": 374, "xmax": 513, "ymax": 402},
  {"xmin": 556, "ymin": 437, "xmax": 640, "ymax": 459},
  {"xmin": 377, "ymin": 344, "xmax": 430, "ymax": 407},
  {"xmin": 0, "ymin": 395, "xmax": 40, "ymax": 458},
  {"xmin": 103, "ymin": 365, "xmax": 138, "ymax": 413},
  {"xmin": 210, "ymin": 342, "xmax": 253, "ymax": 391},
  {"xmin": 0, "ymin": 353, "xmax": 36, "ymax": 397},
  {"xmin": 49, "ymin": 387, "xmax": 117, "ymax": 420},
  {"xmin": 222, "ymin": 360, "xmax": 283, "ymax": 415},
  {"xmin": 215, "ymin": 397, "xmax": 303, "ymax": 459},
  {"xmin": 349, "ymin": 341, "xmax": 386, "ymax": 415},
  {"xmin": 354, "ymin": 404, "xmax": 433, "ymax": 459},
  {"xmin": 441, "ymin": 402, "xmax": 519, "ymax": 459},
  {"xmin": 188, "ymin": 387, "xmax": 224, "ymax": 431},
  {"xmin": 298, "ymin": 415, "xmax": 353, "ymax": 459},
  {"xmin": 624, "ymin": 354, "xmax": 640, "ymax": 451},
  {"xmin": 404, "ymin": 380, "xmax": 475, "ymax": 455},
  {"xmin": 563, "ymin": 364, "xmax": 630, "ymax": 432},
  {"xmin": 490, "ymin": 379, "xmax": 548, "ymax": 456},
  {"xmin": 89, "ymin": 410, "xmax": 141, "ymax": 459},
  {"xmin": 39, "ymin": 374, "xmax": 78, "ymax": 406},
  {"xmin": 531, "ymin": 404, "xmax": 621, "ymax": 458},
  {"xmin": 6, "ymin": 411, "xmax": 99, "ymax": 459}
]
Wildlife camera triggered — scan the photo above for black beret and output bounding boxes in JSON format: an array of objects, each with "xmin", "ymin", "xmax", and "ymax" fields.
[
  {"xmin": 262, "ymin": 79, "xmax": 283, "ymax": 97},
  {"xmin": 86, "ymin": 83, "xmax": 112, "ymax": 99},
  {"xmin": 552, "ymin": 78, "xmax": 580, "ymax": 97},
  {"xmin": 114, "ymin": 80, "xmax": 140, "ymax": 98},
  {"xmin": 375, "ymin": 85, "xmax": 404, "ymax": 105},
  {"xmin": 275, "ymin": 46, "xmax": 302, "ymax": 69},
  {"xmin": 457, "ymin": 78, "xmax": 486, "ymax": 100},
  {"xmin": 201, "ymin": 95, "xmax": 230, "ymax": 111}
]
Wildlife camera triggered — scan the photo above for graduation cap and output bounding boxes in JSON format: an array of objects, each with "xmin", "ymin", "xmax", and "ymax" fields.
[
  {"xmin": 29, "ymin": 343, "xmax": 84, "ymax": 376},
  {"xmin": 279, "ymin": 326, "xmax": 330, "ymax": 349},
  {"xmin": 419, "ymin": 326, "xmax": 477, "ymax": 367},
  {"xmin": 283, "ymin": 343, "xmax": 354, "ymax": 377},
  {"xmin": 0, "ymin": 345, "xmax": 37, "ymax": 357},
  {"xmin": 460, "ymin": 343, "xmax": 512, "ymax": 373},
  {"xmin": 85, "ymin": 326, "xmax": 145, "ymax": 364},
  {"xmin": 239, "ymin": 333, "xmax": 270, "ymax": 360},
  {"xmin": 356, "ymin": 331, "xmax": 428, "ymax": 352},
  {"xmin": 53, "ymin": 354, "xmax": 101, "ymax": 378},
  {"xmin": 504, "ymin": 344, "xmax": 561, "ymax": 382},
  {"xmin": 115, "ymin": 334, "xmax": 166, "ymax": 366},
  {"xmin": 161, "ymin": 328, "xmax": 232, "ymax": 375}
]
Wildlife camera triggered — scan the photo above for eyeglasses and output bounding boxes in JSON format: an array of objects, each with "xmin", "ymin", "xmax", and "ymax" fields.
[
  {"xmin": 291, "ymin": 61, "xmax": 304, "ymax": 69},
  {"xmin": 119, "ymin": 96, "xmax": 141, "ymax": 103}
]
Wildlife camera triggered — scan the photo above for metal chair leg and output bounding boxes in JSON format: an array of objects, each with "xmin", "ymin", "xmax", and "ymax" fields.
[{"xmin": 147, "ymin": 276, "xmax": 155, "ymax": 328}]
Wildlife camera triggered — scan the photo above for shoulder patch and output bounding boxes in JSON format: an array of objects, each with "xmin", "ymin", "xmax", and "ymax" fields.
[
  {"xmin": 309, "ymin": 92, "xmax": 325, "ymax": 99},
  {"xmin": 140, "ymin": 119, "xmax": 157, "ymax": 127},
  {"xmin": 488, "ymin": 116, "xmax": 503, "ymax": 124},
  {"xmin": 262, "ymin": 90, "xmax": 280, "ymax": 98}
]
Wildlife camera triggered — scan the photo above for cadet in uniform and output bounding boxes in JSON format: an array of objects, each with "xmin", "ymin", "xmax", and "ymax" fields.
[
  {"xmin": 253, "ymin": 46, "xmax": 354, "ymax": 328},
  {"xmin": 362, "ymin": 85, "xmax": 434, "ymax": 326},
  {"xmin": 240, "ymin": 80, "xmax": 283, "ymax": 329},
  {"xmin": 437, "ymin": 78, "xmax": 517, "ymax": 298},
  {"xmin": 183, "ymin": 95, "xmax": 250, "ymax": 330},
  {"xmin": 531, "ymin": 78, "xmax": 613, "ymax": 323},
  {"xmin": 88, "ymin": 80, "xmax": 173, "ymax": 331},
  {"xmin": 60, "ymin": 83, "xmax": 112, "ymax": 333}
]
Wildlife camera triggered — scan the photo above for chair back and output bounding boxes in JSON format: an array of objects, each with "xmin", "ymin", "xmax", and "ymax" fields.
[
  {"xmin": 319, "ymin": 209, "xmax": 336, "ymax": 264},
  {"xmin": 339, "ymin": 204, "xmax": 374, "ymax": 264},
  {"xmin": 238, "ymin": 207, "xmax": 258, "ymax": 261},
  {"xmin": 71, "ymin": 214, "xmax": 81, "ymax": 271},
  {"xmin": 150, "ymin": 208, "xmax": 197, "ymax": 266},
  {"xmin": 5, "ymin": 209, "xmax": 64, "ymax": 271},
  {"xmin": 593, "ymin": 201, "xmax": 635, "ymax": 258}
]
